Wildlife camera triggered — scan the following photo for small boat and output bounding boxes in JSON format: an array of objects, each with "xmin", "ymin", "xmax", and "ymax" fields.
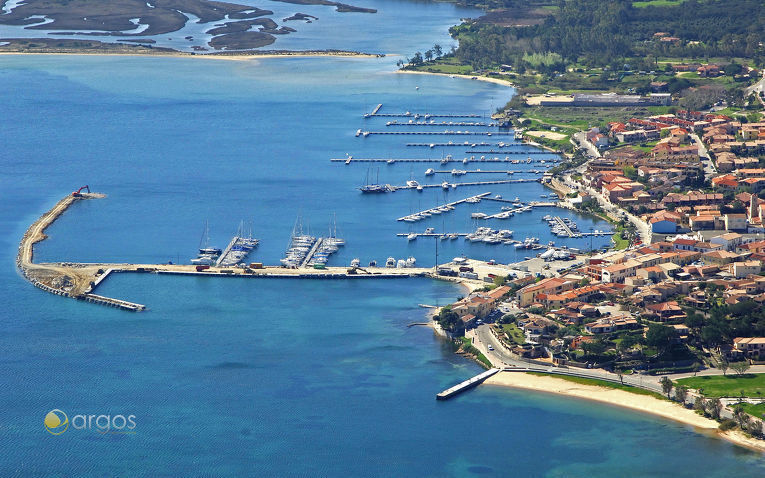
[
  {"xmin": 385, "ymin": 257, "xmax": 396, "ymax": 268},
  {"xmin": 369, "ymin": 260, "xmax": 377, "ymax": 267},
  {"xmin": 407, "ymin": 233, "xmax": 417, "ymax": 241},
  {"xmin": 424, "ymin": 227, "xmax": 435, "ymax": 234},
  {"xmin": 406, "ymin": 180, "xmax": 420, "ymax": 188},
  {"xmin": 405, "ymin": 256, "xmax": 416, "ymax": 267},
  {"xmin": 442, "ymin": 181, "xmax": 450, "ymax": 190},
  {"xmin": 425, "ymin": 168, "xmax": 435, "ymax": 176},
  {"xmin": 350, "ymin": 258, "xmax": 361, "ymax": 267}
]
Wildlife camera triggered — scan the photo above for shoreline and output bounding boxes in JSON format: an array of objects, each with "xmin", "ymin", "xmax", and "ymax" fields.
[
  {"xmin": 0, "ymin": 50, "xmax": 383, "ymax": 61},
  {"xmin": 395, "ymin": 69, "xmax": 515, "ymax": 88},
  {"xmin": 485, "ymin": 371, "xmax": 765, "ymax": 454}
]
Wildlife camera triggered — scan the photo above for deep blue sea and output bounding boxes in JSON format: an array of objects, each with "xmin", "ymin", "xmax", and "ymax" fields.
[{"xmin": 2, "ymin": 0, "xmax": 765, "ymax": 476}]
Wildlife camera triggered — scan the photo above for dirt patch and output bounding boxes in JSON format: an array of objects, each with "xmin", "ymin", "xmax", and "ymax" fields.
[{"xmin": 525, "ymin": 130, "xmax": 567, "ymax": 141}]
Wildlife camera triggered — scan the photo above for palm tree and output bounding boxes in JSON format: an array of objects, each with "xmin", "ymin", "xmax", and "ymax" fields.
[
  {"xmin": 433, "ymin": 44, "xmax": 443, "ymax": 58},
  {"xmin": 425, "ymin": 50, "xmax": 434, "ymax": 62}
]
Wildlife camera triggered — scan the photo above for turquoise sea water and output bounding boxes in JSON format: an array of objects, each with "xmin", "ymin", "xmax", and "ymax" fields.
[{"xmin": 2, "ymin": 1, "xmax": 765, "ymax": 476}]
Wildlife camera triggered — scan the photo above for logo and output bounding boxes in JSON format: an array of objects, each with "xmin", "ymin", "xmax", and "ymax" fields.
[
  {"xmin": 44, "ymin": 409, "xmax": 136, "ymax": 435},
  {"xmin": 44, "ymin": 409, "xmax": 69, "ymax": 435}
]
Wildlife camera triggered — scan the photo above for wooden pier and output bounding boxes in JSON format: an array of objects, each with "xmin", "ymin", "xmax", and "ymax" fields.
[
  {"xmin": 397, "ymin": 192, "xmax": 490, "ymax": 222},
  {"xmin": 436, "ymin": 368, "xmax": 500, "ymax": 400}
]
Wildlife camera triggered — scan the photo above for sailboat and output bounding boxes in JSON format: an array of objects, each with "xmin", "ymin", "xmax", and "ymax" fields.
[
  {"xmin": 359, "ymin": 168, "xmax": 391, "ymax": 193},
  {"xmin": 191, "ymin": 220, "xmax": 221, "ymax": 265}
]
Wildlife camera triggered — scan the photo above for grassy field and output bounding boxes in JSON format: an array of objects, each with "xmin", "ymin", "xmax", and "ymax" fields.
[
  {"xmin": 677, "ymin": 374, "xmax": 765, "ymax": 398},
  {"xmin": 612, "ymin": 228, "xmax": 630, "ymax": 250},
  {"xmin": 527, "ymin": 372, "xmax": 667, "ymax": 400},
  {"xmin": 522, "ymin": 106, "xmax": 657, "ymax": 131},
  {"xmin": 500, "ymin": 323, "xmax": 526, "ymax": 345},
  {"xmin": 739, "ymin": 402, "xmax": 765, "ymax": 419}
]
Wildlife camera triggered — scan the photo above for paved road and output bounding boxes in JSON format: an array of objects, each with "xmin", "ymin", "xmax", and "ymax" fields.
[
  {"xmin": 469, "ymin": 325, "xmax": 665, "ymax": 393},
  {"xmin": 572, "ymin": 131, "xmax": 601, "ymax": 158},
  {"xmin": 744, "ymin": 70, "xmax": 765, "ymax": 106},
  {"xmin": 690, "ymin": 132, "xmax": 717, "ymax": 180}
]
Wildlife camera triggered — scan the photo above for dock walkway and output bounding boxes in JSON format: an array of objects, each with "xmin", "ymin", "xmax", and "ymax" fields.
[
  {"xmin": 359, "ymin": 130, "xmax": 512, "ymax": 137},
  {"xmin": 436, "ymin": 368, "xmax": 500, "ymax": 400},
  {"xmin": 397, "ymin": 192, "xmax": 490, "ymax": 222}
]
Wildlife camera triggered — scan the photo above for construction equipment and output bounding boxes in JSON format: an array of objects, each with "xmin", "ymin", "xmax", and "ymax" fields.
[{"xmin": 72, "ymin": 185, "xmax": 90, "ymax": 197}]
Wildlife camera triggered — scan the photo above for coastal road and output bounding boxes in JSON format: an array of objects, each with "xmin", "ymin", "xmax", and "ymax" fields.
[{"xmin": 470, "ymin": 325, "xmax": 664, "ymax": 393}]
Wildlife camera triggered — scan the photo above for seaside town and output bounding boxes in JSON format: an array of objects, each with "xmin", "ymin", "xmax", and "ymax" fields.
[
  {"xmin": 428, "ymin": 58, "xmax": 765, "ymax": 444},
  {"xmin": 7, "ymin": 0, "xmax": 765, "ymax": 472}
]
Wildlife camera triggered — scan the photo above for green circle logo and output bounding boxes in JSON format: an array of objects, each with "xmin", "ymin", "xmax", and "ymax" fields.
[{"xmin": 44, "ymin": 409, "xmax": 69, "ymax": 435}]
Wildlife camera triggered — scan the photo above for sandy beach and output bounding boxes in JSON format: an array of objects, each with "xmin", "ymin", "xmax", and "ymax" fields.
[
  {"xmin": 395, "ymin": 69, "xmax": 515, "ymax": 87},
  {"xmin": 485, "ymin": 371, "xmax": 765, "ymax": 453}
]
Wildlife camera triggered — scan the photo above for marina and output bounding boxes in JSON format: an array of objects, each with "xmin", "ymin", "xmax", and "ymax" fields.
[{"xmin": 397, "ymin": 192, "xmax": 491, "ymax": 222}]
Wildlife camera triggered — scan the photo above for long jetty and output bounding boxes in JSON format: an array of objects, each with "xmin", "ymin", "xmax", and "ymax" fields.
[
  {"xmin": 18, "ymin": 191, "xmax": 492, "ymax": 312},
  {"xmin": 16, "ymin": 192, "xmax": 147, "ymax": 312},
  {"xmin": 436, "ymin": 368, "xmax": 500, "ymax": 400},
  {"xmin": 397, "ymin": 192, "xmax": 491, "ymax": 222}
]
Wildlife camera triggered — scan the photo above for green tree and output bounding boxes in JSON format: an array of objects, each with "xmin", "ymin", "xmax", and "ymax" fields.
[
  {"xmin": 660, "ymin": 376, "xmax": 674, "ymax": 399},
  {"xmin": 730, "ymin": 360, "xmax": 751, "ymax": 376},
  {"xmin": 718, "ymin": 356, "xmax": 730, "ymax": 376},
  {"xmin": 646, "ymin": 324, "xmax": 677, "ymax": 354},
  {"xmin": 675, "ymin": 385, "xmax": 689, "ymax": 404},
  {"xmin": 433, "ymin": 44, "xmax": 442, "ymax": 58}
]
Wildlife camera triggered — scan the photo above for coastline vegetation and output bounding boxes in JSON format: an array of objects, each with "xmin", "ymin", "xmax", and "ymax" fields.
[{"xmin": 460, "ymin": 337, "xmax": 493, "ymax": 368}]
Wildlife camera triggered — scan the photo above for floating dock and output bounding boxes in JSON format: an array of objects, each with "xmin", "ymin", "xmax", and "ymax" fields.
[
  {"xmin": 436, "ymin": 368, "xmax": 500, "ymax": 400},
  {"xmin": 215, "ymin": 236, "xmax": 259, "ymax": 267},
  {"xmin": 397, "ymin": 192, "xmax": 491, "ymax": 222},
  {"xmin": 429, "ymin": 169, "xmax": 545, "ymax": 175},
  {"xmin": 364, "ymin": 105, "xmax": 481, "ymax": 119},
  {"xmin": 332, "ymin": 157, "xmax": 558, "ymax": 164},
  {"xmin": 386, "ymin": 121, "xmax": 492, "ymax": 127},
  {"xmin": 358, "ymin": 130, "xmax": 512, "ymax": 137},
  {"xmin": 393, "ymin": 178, "xmax": 539, "ymax": 191}
]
